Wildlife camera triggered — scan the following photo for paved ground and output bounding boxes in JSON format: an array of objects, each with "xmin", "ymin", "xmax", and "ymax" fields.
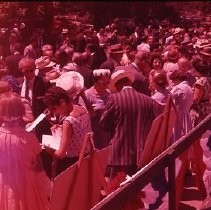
[{"xmin": 179, "ymin": 173, "xmax": 211, "ymax": 210}]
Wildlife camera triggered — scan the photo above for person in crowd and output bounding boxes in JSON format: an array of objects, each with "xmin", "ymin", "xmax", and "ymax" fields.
[
  {"xmin": 85, "ymin": 43, "xmax": 107, "ymax": 70},
  {"xmin": 149, "ymin": 70, "xmax": 170, "ymax": 105},
  {"xmin": 75, "ymin": 28, "xmax": 87, "ymax": 53},
  {"xmin": 43, "ymin": 86, "xmax": 91, "ymax": 176},
  {"xmin": 19, "ymin": 57, "xmax": 53, "ymax": 178},
  {"xmin": 100, "ymin": 69, "xmax": 164, "ymax": 208},
  {"xmin": 77, "ymin": 52, "xmax": 93, "ymax": 89},
  {"xmin": 125, "ymin": 51, "xmax": 151, "ymax": 95},
  {"xmin": 23, "ymin": 36, "xmax": 40, "ymax": 60},
  {"xmin": 178, "ymin": 56, "xmax": 196, "ymax": 87},
  {"xmin": 35, "ymin": 55, "xmax": 60, "ymax": 82},
  {"xmin": 79, "ymin": 69, "xmax": 111, "ymax": 149},
  {"xmin": 42, "ymin": 44, "xmax": 57, "ymax": 63},
  {"xmin": 137, "ymin": 35, "xmax": 150, "ymax": 54},
  {"xmin": 150, "ymin": 54, "xmax": 163, "ymax": 73},
  {"xmin": 168, "ymin": 69, "xmax": 194, "ymax": 208},
  {"xmin": 0, "ymin": 80, "xmax": 34, "ymax": 126},
  {"xmin": 100, "ymin": 44, "xmax": 124, "ymax": 74},
  {"xmin": 5, "ymin": 42, "xmax": 24, "ymax": 79},
  {"xmin": 190, "ymin": 58, "xmax": 211, "ymax": 127},
  {"xmin": 120, "ymin": 44, "xmax": 133, "ymax": 66},
  {"xmin": 169, "ymin": 70, "xmax": 193, "ymax": 142},
  {"xmin": 0, "ymin": 92, "xmax": 51, "ymax": 210},
  {"xmin": 129, "ymin": 25, "xmax": 143, "ymax": 49},
  {"xmin": 8, "ymin": 32, "xmax": 20, "ymax": 55},
  {"xmin": 100, "ymin": 68, "xmax": 162, "ymax": 179}
]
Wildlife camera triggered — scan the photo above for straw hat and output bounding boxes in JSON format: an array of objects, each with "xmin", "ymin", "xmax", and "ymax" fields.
[
  {"xmin": 56, "ymin": 71, "xmax": 84, "ymax": 97},
  {"xmin": 109, "ymin": 69, "xmax": 134, "ymax": 92},
  {"xmin": 108, "ymin": 44, "xmax": 124, "ymax": 54},
  {"xmin": 35, "ymin": 56, "xmax": 56, "ymax": 69}
]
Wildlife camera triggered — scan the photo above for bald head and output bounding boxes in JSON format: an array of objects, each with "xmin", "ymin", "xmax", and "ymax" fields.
[{"xmin": 178, "ymin": 57, "xmax": 191, "ymax": 72}]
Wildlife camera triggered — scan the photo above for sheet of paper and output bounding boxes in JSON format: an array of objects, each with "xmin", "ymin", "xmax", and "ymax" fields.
[
  {"xmin": 42, "ymin": 134, "xmax": 61, "ymax": 150},
  {"xmin": 25, "ymin": 113, "xmax": 46, "ymax": 132}
]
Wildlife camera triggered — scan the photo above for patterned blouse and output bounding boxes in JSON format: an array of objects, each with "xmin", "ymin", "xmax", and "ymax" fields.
[
  {"xmin": 64, "ymin": 109, "xmax": 91, "ymax": 157},
  {"xmin": 190, "ymin": 76, "xmax": 211, "ymax": 126}
]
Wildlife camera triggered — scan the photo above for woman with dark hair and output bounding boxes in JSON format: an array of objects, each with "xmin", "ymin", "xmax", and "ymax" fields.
[
  {"xmin": 43, "ymin": 86, "xmax": 91, "ymax": 176},
  {"xmin": 190, "ymin": 58, "xmax": 211, "ymax": 127},
  {"xmin": 150, "ymin": 54, "xmax": 163, "ymax": 72},
  {"xmin": 79, "ymin": 69, "xmax": 111, "ymax": 149}
]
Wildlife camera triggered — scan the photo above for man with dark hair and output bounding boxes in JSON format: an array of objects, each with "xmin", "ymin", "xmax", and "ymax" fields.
[{"xmin": 5, "ymin": 42, "xmax": 24, "ymax": 78}]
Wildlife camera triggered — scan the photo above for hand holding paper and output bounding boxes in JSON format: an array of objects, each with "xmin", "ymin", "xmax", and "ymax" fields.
[{"xmin": 25, "ymin": 113, "xmax": 46, "ymax": 132}]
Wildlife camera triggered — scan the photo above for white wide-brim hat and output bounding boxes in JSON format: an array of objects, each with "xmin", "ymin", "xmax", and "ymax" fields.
[
  {"xmin": 56, "ymin": 71, "xmax": 84, "ymax": 97},
  {"xmin": 109, "ymin": 69, "xmax": 134, "ymax": 92},
  {"xmin": 35, "ymin": 56, "xmax": 56, "ymax": 69}
]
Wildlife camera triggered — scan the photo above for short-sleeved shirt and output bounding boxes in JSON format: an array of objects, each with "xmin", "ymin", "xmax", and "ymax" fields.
[{"xmin": 64, "ymin": 110, "xmax": 91, "ymax": 157}]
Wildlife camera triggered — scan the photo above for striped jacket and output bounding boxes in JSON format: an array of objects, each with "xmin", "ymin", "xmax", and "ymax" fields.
[{"xmin": 100, "ymin": 87, "xmax": 163, "ymax": 166}]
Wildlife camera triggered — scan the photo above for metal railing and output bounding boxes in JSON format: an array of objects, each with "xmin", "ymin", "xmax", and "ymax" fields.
[{"xmin": 91, "ymin": 114, "xmax": 211, "ymax": 210}]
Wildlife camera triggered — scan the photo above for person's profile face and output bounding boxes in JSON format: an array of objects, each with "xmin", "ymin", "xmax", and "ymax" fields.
[{"xmin": 20, "ymin": 65, "xmax": 35, "ymax": 80}]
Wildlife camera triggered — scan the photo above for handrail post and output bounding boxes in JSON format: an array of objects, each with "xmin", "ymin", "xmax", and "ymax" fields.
[{"xmin": 168, "ymin": 155, "xmax": 176, "ymax": 210}]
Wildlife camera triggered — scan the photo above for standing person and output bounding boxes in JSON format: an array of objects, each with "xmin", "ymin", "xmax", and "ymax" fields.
[
  {"xmin": 43, "ymin": 86, "xmax": 91, "ymax": 176},
  {"xmin": 5, "ymin": 42, "xmax": 24, "ymax": 79},
  {"xmin": 0, "ymin": 92, "xmax": 51, "ymax": 210},
  {"xmin": 100, "ymin": 69, "xmax": 164, "ymax": 208},
  {"xmin": 23, "ymin": 36, "xmax": 40, "ymax": 60},
  {"xmin": 79, "ymin": 69, "xmax": 111, "ymax": 149},
  {"xmin": 169, "ymin": 70, "xmax": 193, "ymax": 142},
  {"xmin": 190, "ymin": 59, "xmax": 211, "ymax": 127},
  {"xmin": 100, "ymin": 44, "xmax": 124, "ymax": 74},
  {"xmin": 125, "ymin": 51, "xmax": 151, "ymax": 95},
  {"xmin": 100, "ymin": 69, "xmax": 162, "ymax": 179},
  {"xmin": 18, "ymin": 57, "xmax": 53, "ymax": 178},
  {"xmin": 149, "ymin": 70, "xmax": 170, "ymax": 105}
]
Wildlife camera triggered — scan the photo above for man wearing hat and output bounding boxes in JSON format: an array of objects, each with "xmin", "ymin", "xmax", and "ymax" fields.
[
  {"xmin": 35, "ymin": 56, "xmax": 60, "ymax": 82},
  {"xmin": 100, "ymin": 44, "xmax": 124, "ymax": 74},
  {"xmin": 19, "ymin": 57, "xmax": 52, "ymax": 136},
  {"xmin": 19, "ymin": 57, "xmax": 53, "ymax": 178},
  {"xmin": 100, "ymin": 69, "xmax": 163, "ymax": 185}
]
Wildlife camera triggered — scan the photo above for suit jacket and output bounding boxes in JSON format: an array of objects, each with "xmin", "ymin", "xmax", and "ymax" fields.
[
  {"xmin": 100, "ymin": 58, "xmax": 118, "ymax": 74},
  {"xmin": 77, "ymin": 64, "xmax": 93, "ymax": 89},
  {"xmin": 100, "ymin": 87, "xmax": 163, "ymax": 166},
  {"xmin": 5, "ymin": 53, "xmax": 23, "ymax": 77},
  {"xmin": 75, "ymin": 32, "xmax": 87, "ymax": 53},
  {"xmin": 125, "ymin": 63, "xmax": 151, "ymax": 96},
  {"xmin": 20, "ymin": 75, "xmax": 52, "ymax": 142}
]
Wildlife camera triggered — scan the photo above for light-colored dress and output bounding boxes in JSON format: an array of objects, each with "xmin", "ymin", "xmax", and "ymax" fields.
[
  {"xmin": 0, "ymin": 124, "xmax": 51, "ymax": 210},
  {"xmin": 151, "ymin": 87, "xmax": 171, "ymax": 105},
  {"xmin": 170, "ymin": 80, "xmax": 193, "ymax": 142},
  {"xmin": 84, "ymin": 88, "xmax": 111, "ymax": 149}
]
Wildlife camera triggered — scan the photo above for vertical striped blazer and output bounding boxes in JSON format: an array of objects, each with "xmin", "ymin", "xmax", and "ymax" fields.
[{"xmin": 100, "ymin": 87, "xmax": 163, "ymax": 166}]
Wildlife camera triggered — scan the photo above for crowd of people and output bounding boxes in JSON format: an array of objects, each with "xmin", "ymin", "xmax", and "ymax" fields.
[{"xmin": 0, "ymin": 8, "xmax": 210, "ymax": 209}]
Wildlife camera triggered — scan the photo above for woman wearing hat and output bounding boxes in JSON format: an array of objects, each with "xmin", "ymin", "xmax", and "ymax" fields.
[
  {"xmin": 43, "ymin": 86, "xmax": 91, "ymax": 176},
  {"xmin": 190, "ymin": 58, "xmax": 211, "ymax": 127},
  {"xmin": 0, "ymin": 92, "xmax": 51, "ymax": 210},
  {"xmin": 79, "ymin": 69, "xmax": 111, "ymax": 149}
]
